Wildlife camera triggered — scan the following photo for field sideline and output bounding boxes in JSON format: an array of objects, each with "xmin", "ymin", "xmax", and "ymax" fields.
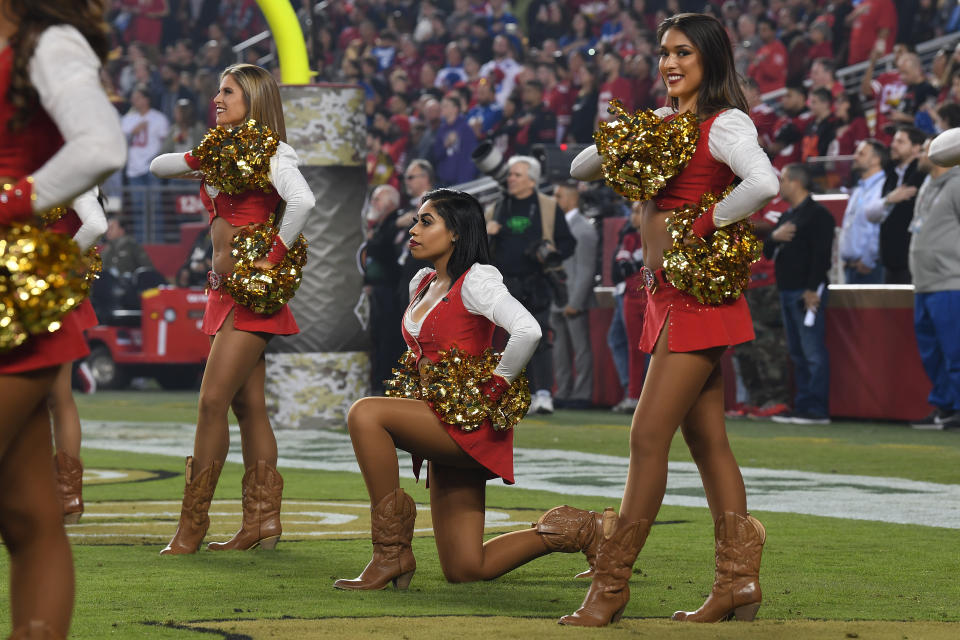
[{"xmin": 1, "ymin": 391, "xmax": 958, "ymax": 639}]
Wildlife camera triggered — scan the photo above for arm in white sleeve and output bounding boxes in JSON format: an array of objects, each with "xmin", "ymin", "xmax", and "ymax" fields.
[
  {"xmin": 29, "ymin": 25, "xmax": 126, "ymax": 212},
  {"xmin": 270, "ymin": 142, "xmax": 317, "ymax": 248},
  {"xmin": 707, "ymin": 109, "xmax": 780, "ymax": 228},
  {"xmin": 70, "ymin": 188, "xmax": 107, "ymax": 251},
  {"xmin": 929, "ymin": 127, "xmax": 960, "ymax": 167},
  {"xmin": 150, "ymin": 152, "xmax": 202, "ymax": 179},
  {"xmin": 461, "ymin": 265, "xmax": 542, "ymax": 382}
]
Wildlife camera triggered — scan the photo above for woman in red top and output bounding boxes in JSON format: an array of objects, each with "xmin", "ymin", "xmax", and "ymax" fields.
[
  {"xmin": 567, "ymin": 13, "xmax": 779, "ymax": 626},
  {"xmin": 0, "ymin": 1, "xmax": 126, "ymax": 637},
  {"xmin": 334, "ymin": 189, "xmax": 609, "ymax": 591},
  {"xmin": 150, "ymin": 64, "xmax": 316, "ymax": 555}
]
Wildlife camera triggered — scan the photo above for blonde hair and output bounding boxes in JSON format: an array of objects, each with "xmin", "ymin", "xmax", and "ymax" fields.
[{"xmin": 220, "ymin": 63, "xmax": 287, "ymax": 142}]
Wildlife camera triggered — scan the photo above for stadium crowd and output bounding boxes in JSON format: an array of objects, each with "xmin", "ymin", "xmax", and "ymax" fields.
[{"xmin": 99, "ymin": 1, "xmax": 960, "ymax": 427}]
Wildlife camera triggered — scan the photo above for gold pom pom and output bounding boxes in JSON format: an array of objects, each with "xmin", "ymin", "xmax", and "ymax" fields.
[
  {"xmin": 192, "ymin": 119, "xmax": 279, "ymax": 195},
  {"xmin": 225, "ymin": 223, "xmax": 307, "ymax": 315},
  {"xmin": 0, "ymin": 223, "xmax": 92, "ymax": 352},
  {"xmin": 385, "ymin": 347, "xmax": 531, "ymax": 432},
  {"xmin": 662, "ymin": 188, "xmax": 762, "ymax": 305},
  {"xmin": 594, "ymin": 101, "xmax": 699, "ymax": 201},
  {"xmin": 84, "ymin": 247, "xmax": 102, "ymax": 287},
  {"xmin": 38, "ymin": 206, "xmax": 68, "ymax": 227}
]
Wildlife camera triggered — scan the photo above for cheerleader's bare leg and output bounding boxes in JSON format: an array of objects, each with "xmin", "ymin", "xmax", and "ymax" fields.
[
  {"xmin": 162, "ymin": 311, "xmax": 269, "ymax": 554},
  {"xmin": 0, "ymin": 368, "xmax": 73, "ymax": 636},
  {"xmin": 49, "ymin": 362, "xmax": 85, "ymax": 523},
  {"xmin": 336, "ymin": 396, "xmax": 599, "ymax": 590}
]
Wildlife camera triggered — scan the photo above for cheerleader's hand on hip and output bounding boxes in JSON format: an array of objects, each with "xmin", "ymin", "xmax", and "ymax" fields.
[{"xmin": 480, "ymin": 374, "xmax": 511, "ymax": 404}]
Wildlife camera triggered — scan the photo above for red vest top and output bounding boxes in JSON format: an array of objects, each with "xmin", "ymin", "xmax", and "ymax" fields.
[
  {"xmin": 401, "ymin": 270, "xmax": 496, "ymax": 364},
  {"xmin": 47, "ymin": 210, "xmax": 81, "ymax": 236},
  {"xmin": 653, "ymin": 112, "xmax": 735, "ymax": 210},
  {"xmin": 200, "ymin": 182, "xmax": 282, "ymax": 227},
  {"xmin": 0, "ymin": 47, "xmax": 64, "ymax": 179}
]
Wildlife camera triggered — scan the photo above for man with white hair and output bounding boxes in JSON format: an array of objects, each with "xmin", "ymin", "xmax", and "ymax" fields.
[
  {"xmin": 486, "ymin": 155, "xmax": 576, "ymax": 414},
  {"xmin": 361, "ymin": 184, "xmax": 406, "ymax": 395}
]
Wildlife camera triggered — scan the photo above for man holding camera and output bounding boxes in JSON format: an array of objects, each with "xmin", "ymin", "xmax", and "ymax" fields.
[{"xmin": 486, "ymin": 156, "xmax": 576, "ymax": 414}]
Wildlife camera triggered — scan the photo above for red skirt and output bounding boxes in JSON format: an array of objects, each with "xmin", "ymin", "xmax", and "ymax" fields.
[
  {"xmin": 70, "ymin": 298, "xmax": 98, "ymax": 331},
  {"xmin": 639, "ymin": 268, "xmax": 754, "ymax": 353},
  {"xmin": 0, "ymin": 311, "xmax": 90, "ymax": 374},
  {"xmin": 202, "ymin": 288, "xmax": 298, "ymax": 336},
  {"xmin": 413, "ymin": 411, "xmax": 515, "ymax": 485}
]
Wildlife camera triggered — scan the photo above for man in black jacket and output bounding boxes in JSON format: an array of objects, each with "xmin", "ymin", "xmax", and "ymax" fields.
[
  {"xmin": 765, "ymin": 164, "xmax": 836, "ymax": 425},
  {"xmin": 486, "ymin": 155, "xmax": 575, "ymax": 414},
  {"xmin": 868, "ymin": 125, "xmax": 927, "ymax": 284},
  {"xmin": 361, "ymin": 185, "xmax": 406, "ymax": 395}
]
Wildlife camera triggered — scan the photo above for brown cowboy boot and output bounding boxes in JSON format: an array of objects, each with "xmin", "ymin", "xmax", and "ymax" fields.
[
  {"xmin": 534, "ymin": 505, "xmax": 611, "ymax": 579},
  {"xmin": 559, "ymin": 512, "xmax": 652, "ymax": 627},
  {"xmin": 333, "ymin": 488, "xmax": 417, "ymax": 590},
  {"xmin": 53, "ymin": 452, "xmax": 83, "ymax": 525},
  {"xmin": 8, "ymin": 621, "xmax": 64, "ymax": 640},
  {"xmin": 160, "ymin": 456, "xmax": 223, "ymax": 555},
  {"xmin": 672, "ymin": 512, "xmax": 766, "ymax": 622},
  {"xmin": 208, "ymin": 460, "xmax": 283, "ymax": 551}
]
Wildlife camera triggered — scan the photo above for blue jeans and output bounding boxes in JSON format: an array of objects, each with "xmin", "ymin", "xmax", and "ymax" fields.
[
  {"xmin": 780, "ymin": 288, "xmax": 830, "ymax": 417},
  {"xmin": 606, "ymin": 293, "xmax": 630, "ymax": 390},
  {"xmin": 844, "ymin": 264, "xmax": 884, "ymax": 285},
  {"xmin": 914, "ymin": 290, "xmax": 960, "ymax": 412}
]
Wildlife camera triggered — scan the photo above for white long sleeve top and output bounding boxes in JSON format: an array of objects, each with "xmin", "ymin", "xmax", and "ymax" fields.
[
  {"xmin": 70, "ymin": 189, "xmax": 107, "ymax": 251},
  {"xmin": 405, "ymin": 264, "xmax": 542, "ymax": 383},
  {"xmin": 27, "ymin": 26, "xmax": 126, "ymax": 211},
  {"xmin": 571, "ymin": 107, "xmax": 779, "ymax": 228},
  {"xmin": 149, "ymin": 141, "xmax": 316, "ymax": 248}
]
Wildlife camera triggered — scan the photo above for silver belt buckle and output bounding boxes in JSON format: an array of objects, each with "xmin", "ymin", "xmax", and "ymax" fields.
[
  {"xmin": 641, "ymin": 266, "xmax": 658, "ymax": 293},
  {"xmin": 207, "ymin": 270, "xmax": 222, "ymax": 290}
]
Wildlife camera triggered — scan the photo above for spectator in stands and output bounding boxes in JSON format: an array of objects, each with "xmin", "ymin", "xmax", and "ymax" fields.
[
  {"xmin": 101, "ymin": 216, "xmax": 157, "ymax": 276},
  {"xmin": 732, "ymin": 13, "xmax": 759, "ymax": 77},
  {"xmin": 466, "ymin": 78, "xmax": 503, "ymax": 140},
  {"xmin": 801, "ymin": 88, "xmax": 839, "ymax": 163},
  {"xmin": 567, "ymin": 63, "xmax": 600, "ymax": 144},
  {"xmin": 839, "ymin": 139, "xmax": 888, "ymax": 284},
  {"xmin": 747, "ymin": 17, "xmax": 787, "ymax": 95},
  {"xmin": 120, "ymin": 84, "xmax": 170, "ymax": 242},
  {"xmin": 433, "ymin": 94, "xmax": 478, "ymax": 186},
  {"xmin": 366, "ymin": 129, "xmax": 400, "ymax": 190},
  {"xmin": 538, "ymin": 62, "xmax": 572, "ymax": 142},
  {"xmin": 860, "ymin": 42, "xmax": 910, "ymax": 144},
  {"xmin": 766, "ymin": 164, "xmax": 836, "ymax": 425},
  {"xmin": 158, "ymin": 63, "xmax": 195, "ymax": 121},
  {"xmin": 805, "ymin": 21, "xmax": 834, "ymax": 63},
  {"xmin": 515, "ymin": 80, "xmax": 558, "ymax": 155},
  {"xmin": 485, "ymin": 156, "xmax": 575, "ymax": 414},
  {"xmin": 846, "ymin": 0, "xmax": 898, "ymax": 65},
  {"xmin": 480, "ymin": 34, "xmax": 522, "ymax": 105},
  {"xmin": 833, "ymin": 92, "xmax": 871, "ymax": 156},
  {"xmin": 770, "ymin": 84, "xmax": 812, "ymax": 170},
  {"xmin": 866, "ymin": 126, "xmax": 927, "ymax": 284},
  {"xmin": 909, "ymin": 139, "xmax": 960, "ymax": 430},
  {"xmin": 887, "ymin": 52, "xmax": 939, "ymax": 134},
  {"xmin": 160, "ymin": 98, "xmax": 206, "ymax": 155},
  {"xmin": 551, "ymin": 182, "xmax": 597, "ymax": 410},
  {"xmin": 598, "ymin": 50, "xmax": 634, "ymax": 121},
  {"xmin": 437, "ymin": 42, "xmax": 468, "ymax": 89},
  {"xmin": 809, "ymin": 58, "xmax": 844, "ymax": 99},
  {"xmin": 743, "ymin": 77, "xmax": 777, "ymax": 149},
  {"xmin": 558, "ymin": 10, "xmax": 596, "ymax": 56},
  {"xmin": 362, "ymin": 185, "xmax": 407, "ymax": 396},
  {"xmin": 935, "ymin": 102, "xmax": 960, "ymax": 131},
  {"xmin": 411, "ymin": 97, "xmax": 442, "ymax": 162}
]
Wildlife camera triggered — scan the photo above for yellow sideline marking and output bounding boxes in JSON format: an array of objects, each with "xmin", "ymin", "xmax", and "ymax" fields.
[{"xmin": 185, "ymin": 617, "xmax": 960, "ymax": 640}]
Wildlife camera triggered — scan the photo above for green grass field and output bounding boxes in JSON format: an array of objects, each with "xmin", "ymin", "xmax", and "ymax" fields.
[{"xmin": 1, "ymin": 391, "xmax": 959, "ymax": 639}]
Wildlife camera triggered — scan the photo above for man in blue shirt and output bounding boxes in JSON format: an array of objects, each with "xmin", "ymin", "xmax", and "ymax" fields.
[{"xmin": 839, "ymin": 139, "xmax": 888, "ymax": 284}]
